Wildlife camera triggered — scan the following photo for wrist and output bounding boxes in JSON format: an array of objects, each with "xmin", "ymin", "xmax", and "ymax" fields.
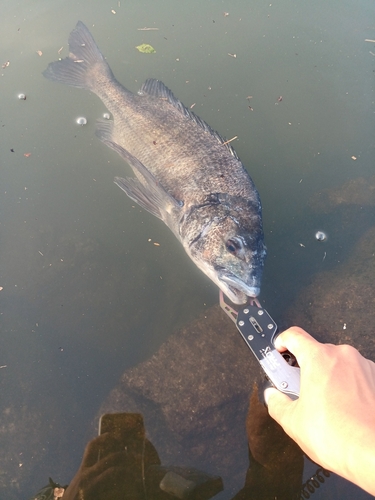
[{"xmin": 341, "ymin": 426, "xmax": 375, "ymax": 495}]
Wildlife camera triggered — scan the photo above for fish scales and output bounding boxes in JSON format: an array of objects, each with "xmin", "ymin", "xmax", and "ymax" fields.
[
  {"xmin": 100, "ymin": 88, "xmax": 256, "ymax": 205},
  {"xmin": 44, "ymin": 21, "xmax": 266, "ymax": 304}
]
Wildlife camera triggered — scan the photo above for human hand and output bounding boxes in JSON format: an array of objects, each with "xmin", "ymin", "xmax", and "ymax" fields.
[{"xmin": 265, "ymin": 327, "xmax": 375, "ymax": 496}]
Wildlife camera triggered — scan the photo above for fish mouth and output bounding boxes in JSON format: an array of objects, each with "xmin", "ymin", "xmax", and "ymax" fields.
[{"xmin": 218, "ymin": 273, "xmax": 260, "ymax": 305}]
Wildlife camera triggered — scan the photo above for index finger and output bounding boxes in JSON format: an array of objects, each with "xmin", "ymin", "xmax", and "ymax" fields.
[{"xmin": 274, "ymin": 326, "xmax": 321, "ymax": 365}]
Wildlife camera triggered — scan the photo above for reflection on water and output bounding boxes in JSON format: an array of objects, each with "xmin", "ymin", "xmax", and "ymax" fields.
[
  {"xmin": 0, "ymin": 0, "xmax": 374, "ymax": 498},
  {"xmin": 30, "ymin": 400, "xmax": 302, "ymax": 500}
]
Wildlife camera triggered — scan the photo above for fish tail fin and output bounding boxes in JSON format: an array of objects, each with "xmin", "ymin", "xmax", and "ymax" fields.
[{"xmin": 43, "ymin": 21, "xmax": 113, "ymax": 91}]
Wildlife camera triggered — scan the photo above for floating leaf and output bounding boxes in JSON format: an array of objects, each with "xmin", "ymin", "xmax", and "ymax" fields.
[{"xmin": 136, "ymin": 44, "xmax": 156, "ymax": 54}]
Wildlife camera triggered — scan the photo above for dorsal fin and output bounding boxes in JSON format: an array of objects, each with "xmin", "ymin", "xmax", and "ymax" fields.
[{"xmin": 138, "ymin": 79, "xmax": 240, "ymax": 160}]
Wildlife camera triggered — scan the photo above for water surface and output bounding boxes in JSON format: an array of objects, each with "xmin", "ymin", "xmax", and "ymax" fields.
[{"xmin": 0, "ymin": 0, "xmax": 374, "ymax": 498}]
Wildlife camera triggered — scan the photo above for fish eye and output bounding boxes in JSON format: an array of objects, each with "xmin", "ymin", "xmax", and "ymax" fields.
[{"xmin": 226, "ymin": 238, "xmax": 241, "ymax": 255}]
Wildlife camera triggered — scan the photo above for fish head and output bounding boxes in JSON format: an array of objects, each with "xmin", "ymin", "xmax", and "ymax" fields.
[{"xmin": 185, "ymin": 196, "xmax": 266, "ymax": 304}]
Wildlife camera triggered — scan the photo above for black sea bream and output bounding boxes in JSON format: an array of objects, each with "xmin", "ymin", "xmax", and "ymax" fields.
[{"xmin": 44, "ymin": 21, "xmax": 266, "ymax": 304}]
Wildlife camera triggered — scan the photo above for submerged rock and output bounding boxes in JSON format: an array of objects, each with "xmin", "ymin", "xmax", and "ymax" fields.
[
  {"xmin": 285, "ymin": 174, "xmax": 375, "ymax": 361},
  {"xmin": 283, "ymin": 225, "xmax": 375, "ymax": 361},
  {"xmin": 310, "ymin": 175, "xmax": 375, "ymax": 212},
  {"xmin": 96, "ymin": 304, "xmax": 266, "ymax": 495}
]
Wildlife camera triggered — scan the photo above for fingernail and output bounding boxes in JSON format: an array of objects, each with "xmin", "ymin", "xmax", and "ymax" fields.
[
  {"xmin": 274, "ymin": 333, "xmax": 283, "ymax": 349},
  {"xmin": 264, "ymin": 387, "xmax": 277, "ymax": 406}
]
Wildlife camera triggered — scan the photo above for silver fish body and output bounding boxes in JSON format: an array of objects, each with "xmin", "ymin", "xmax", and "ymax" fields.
[{"xmin": 43, "ymin": 21, "xmax": 266, "ymax": 304}]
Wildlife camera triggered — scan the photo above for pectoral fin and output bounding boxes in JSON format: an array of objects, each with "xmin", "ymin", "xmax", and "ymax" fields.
[
  {"xmin": 114, "ymin": 176, "xmax": 163, "ymax": 219},
  {"xmin": 104, "ymin": 140, "xmax": 182, "ymax": 219}
]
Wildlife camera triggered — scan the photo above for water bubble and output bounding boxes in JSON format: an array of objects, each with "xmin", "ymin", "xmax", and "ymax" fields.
[
  {"xmin": 18, "ymin": 93, "xmax": 26, "ymax": 100},
  {"xmin": 76, "ymin": 117, "xmax": 87, "ymax": 125},
  {"xmin": 103, "ymin": 112, "xmax": 111, "ymax": 120},
  {"xmin": 315, "ymin": 231, "xmax": 327, "ymax": 242}
]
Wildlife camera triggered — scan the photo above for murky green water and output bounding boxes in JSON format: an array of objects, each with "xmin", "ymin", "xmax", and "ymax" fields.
[{"xmin": 0, "ymin": 0, "xmax": 374, "ymax": 498}]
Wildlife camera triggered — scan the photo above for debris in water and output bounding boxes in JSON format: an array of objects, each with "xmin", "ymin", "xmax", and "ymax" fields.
[
  {"xmin": 222, "ymin": 136, "xmax": 237, "ymax": 146},
  {"xmin": 136, "ymin": 44, "xmax": 156, "ymax": 54}
]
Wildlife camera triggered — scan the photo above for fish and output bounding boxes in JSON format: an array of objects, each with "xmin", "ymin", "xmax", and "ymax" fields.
[{"xmin": 43, "ymin": 21, "xmax": 266, "ymax": 304}]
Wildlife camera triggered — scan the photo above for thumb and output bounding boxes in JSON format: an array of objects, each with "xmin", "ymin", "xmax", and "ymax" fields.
[{"xmin": 264, "ymin": 387, "xmax": 295, "ymax": 430}]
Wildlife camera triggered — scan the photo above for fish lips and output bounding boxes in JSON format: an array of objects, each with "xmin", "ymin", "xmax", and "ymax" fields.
[{"xmin": 218, "ymin": 272, "xmax": 261, "ymax": 304}]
